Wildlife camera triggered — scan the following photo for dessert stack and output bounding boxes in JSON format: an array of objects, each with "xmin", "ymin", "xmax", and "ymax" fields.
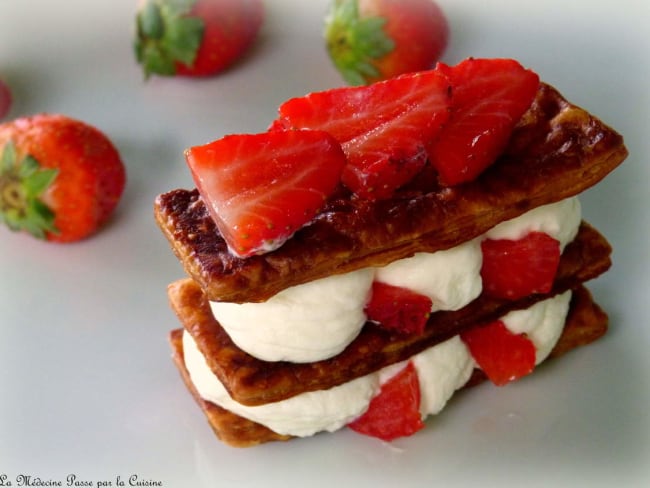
[{"xmin": 154, "ymin": 58, "xmax": 627, "ymax": 447}]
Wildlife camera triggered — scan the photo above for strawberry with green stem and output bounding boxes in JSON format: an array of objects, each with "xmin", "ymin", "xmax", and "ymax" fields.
[
  {"xmin": 0, "ymin": 114, "xmax": 126, "ymax": 242},
  {"xmin": 134, "ymin": 0, "xmax": 264, "ymax": 79},
  {"xmin": 0, "ymin": 141, "xmax": 58, "ymax": 238},
  {"xmin": 0, "ymin": 79, "xmax": 11, "ymax": 119},
  {"xmin": 325, "ymin": 0, "xmax": 449, "ymax": 85}
]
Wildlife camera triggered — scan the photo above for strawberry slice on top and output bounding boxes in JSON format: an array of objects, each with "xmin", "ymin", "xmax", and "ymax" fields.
[
  {"xmin": 365, "ymin": 281, "xmax": 432, "ymax": 335},
  {"xmin": 348, "ymin": 361, "xmax": 424, "ymax": 441},
  {"xmin": 480, "ymin": 231, "xmax": 561, "ymax": 300},
  {"xmin": 185, "ymin": 129, "xmax": 346, "ymax": 258},
  {"xmin": 461, "ymin": 319, "xmax": 536, "ymax": 386},
  {"xmin": 272, "ymin": 70, "xmax": 452, "ymax": 199},
  {"xmin": 428, "ymin": 58, "xmax": 540, "ymax": 186}
]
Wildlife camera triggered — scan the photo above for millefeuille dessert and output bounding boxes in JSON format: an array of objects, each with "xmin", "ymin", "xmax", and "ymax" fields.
[{"xmin": 154, "ymin": 58, "xmax": 627, "ymax": 447}]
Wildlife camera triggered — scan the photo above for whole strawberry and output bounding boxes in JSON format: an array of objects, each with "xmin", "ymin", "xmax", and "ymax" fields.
[
  {"xmin": 134, "ymin": 0, "xmax": 264, "ymax": 79},
  {"xmin": 0, "ymin": 79, "xmax": 11, "ymax": 119},
  {"xmin": 0, "ymin": 114, "xmax": 126, "ymax": 242},
  {"xmin": 325, "ymin": 0, "xmax": 449, "ymax": 85}
]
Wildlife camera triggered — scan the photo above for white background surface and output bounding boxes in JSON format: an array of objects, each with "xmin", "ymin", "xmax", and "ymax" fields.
[{"xmin": 1, "ymin": 1, "xmax": 648, "ymax": 487}]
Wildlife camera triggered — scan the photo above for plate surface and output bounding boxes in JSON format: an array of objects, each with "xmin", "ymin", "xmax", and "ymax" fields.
[{"xmin": 1, "ymin": 1, "xmax": 648, "ymax": 487}]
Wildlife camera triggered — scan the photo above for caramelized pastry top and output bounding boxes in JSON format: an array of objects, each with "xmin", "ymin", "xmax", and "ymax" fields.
[
  {"xmin": 168, "ymin": 283, "xmax": 608, "ymax": 446},
  {"xmin": 155, "ymin": 84, "xmax": 627, "ymax": 303}
]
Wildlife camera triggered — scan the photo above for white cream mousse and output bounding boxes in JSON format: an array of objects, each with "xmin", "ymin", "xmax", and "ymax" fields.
[
  {"xmin": 184, "ymin": 291, "xmax": 573, "ymax": 438},
  {"xmin": 210, "ymin": 268, "xmax": 375, "ymax": 363},
  {"xmin": 209, "ymin": 197, "xmax": 582, "ymax": 363}
]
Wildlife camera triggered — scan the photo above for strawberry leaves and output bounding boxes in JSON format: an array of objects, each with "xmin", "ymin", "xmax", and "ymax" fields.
[
  {"xmin": 135, "ymin": 0, "xmax": 204, "ymax": 78},
  {"xmin": 325, "ymin": 0, "xmax": 395, "ymax": 86},
  {"xmin": 325, "ymin": 0, "xmax": 449, "ymax": 86},
  {"xmin": 0, "ymin": 141, "xmax": 59, "ymax": 239},
  {"xmin": 135, "ymin": 0, "xmax": 264, "ymax": 79}
]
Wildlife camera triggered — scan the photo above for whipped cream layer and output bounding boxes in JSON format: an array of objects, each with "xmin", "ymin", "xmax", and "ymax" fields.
[
  {"xmin": 185, "ymin": 291, "xmax": 572, "ymax": 438},
  {"xmin": 210, "ymin": 197, "xmax": 581, "ymax": 363},
  {"xmin": 210, "ymin": 268, "xmax": 375, "ymax": 363}
]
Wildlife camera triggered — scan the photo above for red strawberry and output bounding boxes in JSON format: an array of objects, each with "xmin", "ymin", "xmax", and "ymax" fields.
[
  {"xmin": 185, "ymin": 129, "xmax": 347, "ymax": 258},
  {"xmin": 272, "ymin": 70, "xmax": 451, "ymax": 199},
  {"xmin": 325, "ymin": 0, "xmax": 449, "ymax": 86},
  {"xmin": 480, "ymin": 231, "xmax": 561, "ymax": 300},
  {"xmin": 460, "ymin": 320, "xmax": 536, "ymax": 386},
  {"xmin": 348, "ymin": 361, "xmax": 424, "ymax": 441},
  {"xmin": 428, "ymin": 58, "xmax": 540, "ymax": 186},
  {"xmin": 0, "ymin": 114, "xmax": 126, "ymax": 242},
  {"xmin": 0, "ymin": 79, "xmax": 11, "ymax": 119},
  {"xmin": 134, "ymin": 0, "xmax": 264, "ymax": 79},
  {"xmin": 365, "ymin": 281, "xmax": 432, "ymax": 335}
]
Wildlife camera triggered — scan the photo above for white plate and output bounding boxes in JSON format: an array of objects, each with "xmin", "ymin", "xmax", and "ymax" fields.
[{"xmin": 1, "ymin": 1, "xmax": 648, "ymax": 486}]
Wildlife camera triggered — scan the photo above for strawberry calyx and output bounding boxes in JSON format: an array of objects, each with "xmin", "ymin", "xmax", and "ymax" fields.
[
  {"xmin": 0, "ymin": 141, "xmax": 59, "ymax": 239},
  {"xmin": 325, "ymin": 0, "xmax": 395, "ymax": 86},
  {"xmin": 134, "ymin": 0, "xmax": 204, "ymax": 79}
]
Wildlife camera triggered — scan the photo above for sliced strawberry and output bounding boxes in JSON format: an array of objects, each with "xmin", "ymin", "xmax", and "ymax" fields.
[
  {"xmin": 185, "ymin": 129, "xmax": 346, "ymax": 257},
  {"xmin": 461, "ymin": 320, "xmax": 536, "ymax": 386},
  {"xmin": 365, "ymin": 281, "xmax": 432, "ymax": 335},
  {"xmin": 348, "ymin": 361, "xmax": 424, "ymax": 441},
  {"xmin": 272, "ymin": 70, "xmax": 451, "ymax": 199},
  {"xmin": 428, "ymin": 58, "xmax": 540, "ymax": 186},
  {"xmin": 480, "ymin": 231, "xmax": 561, "ymax": 300}
]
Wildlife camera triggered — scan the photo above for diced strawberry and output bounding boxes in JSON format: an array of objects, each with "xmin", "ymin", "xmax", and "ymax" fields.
[
  {"xmin": 185, "ymin": 129, "xmax": 346, "ymax": 257},
  {"xmin": 461, "ymin": 320, "xmax": 536, "ymax": 386},
  {"xmin": 348, "ymin": 362, "xmax": 424, "ymax": 441},
  {"xmin": 365, "ymin": 282, "xmax": 432, "ymax": 335},
  {"xmin": 428, "ymin": 58, "xmax": 540, "ymax": 186},
  {"xmin": 480, "ymin": 231, "xmax": 561, "ymax": 300},
  {"xmin": 272, "ymin": 70, "xmax": 451, "ymax": 199}
]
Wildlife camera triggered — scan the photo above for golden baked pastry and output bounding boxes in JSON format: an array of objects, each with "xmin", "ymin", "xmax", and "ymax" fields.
[
  {"xmin": 167, "ymin": 221, "xmax": 611, "ymax": 407},
  {"xmin": 169, "ymin": 285, "xmax": 608, "ymax": 447},
  {"xmin": 156, "ymin": 65, "xmax": 628, "ymax": 447}
]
